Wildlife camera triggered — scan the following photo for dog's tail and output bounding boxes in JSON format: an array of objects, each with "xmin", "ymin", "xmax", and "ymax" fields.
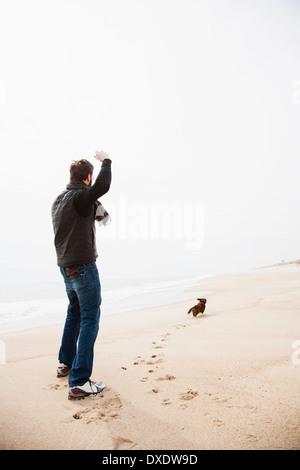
[{"xmin": 187, "ymin": 308, "xmax": 193, "ymax": 314}]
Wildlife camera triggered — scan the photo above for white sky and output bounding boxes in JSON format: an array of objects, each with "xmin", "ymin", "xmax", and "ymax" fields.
[{"xmin": 0, "ymin": 0, "xmax": 299, "ymax": 284}]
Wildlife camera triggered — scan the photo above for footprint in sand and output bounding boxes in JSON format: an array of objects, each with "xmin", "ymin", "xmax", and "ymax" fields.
[
  {"xmin": 146, "ymin": 358, "xmax": 163, "ymax": 365},
  {"xmin": 161, "ymin": 398, "xmax": 172, "ymax": 405},
  {"xmin": 134, "ymin": 334, "xmax": 174, "ymax": 383},
  {"xmin": 213, "ymin": 419, "xmax": 224, "ymax": 427},
  {"xmin": 87, "ymin": 393, "xmax": 122, "ymax": 423},
  {"xmin": 179, "ymin": 389, "xmax": 198, "ymax": 408},
  {"xmin": 133, "ymin": 356, "xmax": 145, "ymax": 366},
  {"xmin": 48, "ymin": 383, "xmax": 68, "ymax": 391},
  {"xmin": 131, "ymin": 349, "xmax": 165, "ymax": 382},
  {"xmin": 133, "ymin": 355, "xmax": 163, "ymax": 367},
  {"xmin": 151, "ymin": 332, "xmax": 170, "ymax": 349},
  {"xmin": 71, "ymin": 389, "xmax": 122, "ymax": 424},
  {"xmin": 212, "ymin": 396, "xmax": 228, "ymax": 403},
  {"xmin": 156, "ymin": 374, "xmax": 176, "ymax": 381},
  {"xmin": 180, "ymin": 389, "xmax": 198, "ymax": 401},
  {"xmin": 73, "ymin": 407, "xmax": 90, "ymax": 420},
  {"xmin": 112, "ymin": 436, "xmax": 137, "ymax": 450},
  {"xmin": 246, "ymin": 434, "xmax": 258, "ymax": 442}
]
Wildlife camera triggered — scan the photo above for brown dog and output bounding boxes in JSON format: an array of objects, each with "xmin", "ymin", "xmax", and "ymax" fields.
[{"xmin": 187, "ymin": 298, "xmax": 207, "ymax": 317}]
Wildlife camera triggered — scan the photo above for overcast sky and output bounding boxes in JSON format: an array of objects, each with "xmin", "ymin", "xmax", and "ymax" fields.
[{"xmin": 0, "ymin": 0, "xmax": 299, "ymax": 284}]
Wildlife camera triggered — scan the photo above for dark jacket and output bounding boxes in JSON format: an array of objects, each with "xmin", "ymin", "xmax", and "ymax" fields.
[{"xmin": 51, "ymin": 159, "xmax": 112, "ymax": 267}]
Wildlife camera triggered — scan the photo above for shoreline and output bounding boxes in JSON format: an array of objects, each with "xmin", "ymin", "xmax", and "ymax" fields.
[
  {"xmin": 0, "ymin": 264, "xmax": 299, "ymax": 450},
  {"xmin": 0, "ymin": 274, "xmax": 210, "ymax": 335}
]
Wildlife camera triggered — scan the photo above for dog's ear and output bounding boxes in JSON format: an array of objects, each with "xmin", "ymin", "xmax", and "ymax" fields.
[{"xmin": 197, "ymin": 298, "xmax": 206, "ymax": 303}]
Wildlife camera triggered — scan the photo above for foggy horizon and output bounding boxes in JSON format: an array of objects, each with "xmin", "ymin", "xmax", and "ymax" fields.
[{"xmin": 0, "ymin": 0, "xmax": 299, "ymax": 286}]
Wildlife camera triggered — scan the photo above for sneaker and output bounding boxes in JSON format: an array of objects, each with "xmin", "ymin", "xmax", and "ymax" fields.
[
  {"xmin": 68, "ymin": 380, "xmax": 106, "ymax": 400},
  {"xmin": 57, "ymin": 362, "xmax": 71, "ymax": 377}
]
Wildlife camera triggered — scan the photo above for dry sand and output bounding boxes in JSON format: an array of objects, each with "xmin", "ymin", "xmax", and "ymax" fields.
[{"xmin": 0, "ymin": 264, "xmax": 299, "ymax": 450}]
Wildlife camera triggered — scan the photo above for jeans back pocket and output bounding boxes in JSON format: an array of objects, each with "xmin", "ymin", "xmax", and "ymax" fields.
[{"xmin": 71, "ymin": 269, "xmax": 90, "ymax": 294}]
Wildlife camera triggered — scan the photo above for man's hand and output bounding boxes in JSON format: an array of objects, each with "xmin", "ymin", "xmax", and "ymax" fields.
[{"xmin": 94, "ymin": 150, "xmax": 110, "ymax": 162}]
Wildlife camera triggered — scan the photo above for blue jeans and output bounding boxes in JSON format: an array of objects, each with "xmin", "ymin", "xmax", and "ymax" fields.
[{"xmin": 58, "ymin": 262, "xmax": 101, "ymax": 387}]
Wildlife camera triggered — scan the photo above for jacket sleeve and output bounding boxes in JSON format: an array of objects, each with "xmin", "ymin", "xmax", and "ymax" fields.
[{"xmin": 74, "ymin": 159, "xmax": 112, "ymax": 217}]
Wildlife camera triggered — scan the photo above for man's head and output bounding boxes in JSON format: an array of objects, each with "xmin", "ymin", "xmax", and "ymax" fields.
[{"xmin": 70, "ymin": 159, "xmax": 94, "ymax": 186}]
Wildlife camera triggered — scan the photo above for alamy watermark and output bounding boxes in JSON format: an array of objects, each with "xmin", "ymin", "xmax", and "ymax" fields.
[
  {"xmin": 101, "ymin": 197, "xmax": 205, "ymax": 250},
  {"xmin": 0, "ymin": 80, "xmax": 6, "ymax": 105},
  {"xmin": 291, "ymin": 80, "xmax": 300, "ymax": 104},
  {"xmin": 291, "ymin": 340, "xmax": 300, "ymax": 365},
  {"xmin": 0, "ymin": 340, "xmax": 6, "ymax": 364}
]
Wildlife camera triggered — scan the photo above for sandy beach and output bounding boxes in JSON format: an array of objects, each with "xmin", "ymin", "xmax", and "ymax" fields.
[{"xmin": 0, "ymin": 263, "xmax": 299, "ymax": 450}]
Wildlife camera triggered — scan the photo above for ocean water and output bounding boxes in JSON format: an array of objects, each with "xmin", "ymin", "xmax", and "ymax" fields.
[{"xmin": 0, "ymin": 274, "xmax": 210, "ymax": 334}]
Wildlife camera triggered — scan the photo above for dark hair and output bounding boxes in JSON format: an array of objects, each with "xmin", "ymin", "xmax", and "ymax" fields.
[{"xmin": 70, "ymin": 159, "xmax": 94, "ymax": 183}]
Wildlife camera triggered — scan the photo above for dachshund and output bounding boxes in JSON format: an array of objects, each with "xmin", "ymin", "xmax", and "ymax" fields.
[{"xmin": 187, "ymin": 298, "xmax": 207, "ymax": 317}]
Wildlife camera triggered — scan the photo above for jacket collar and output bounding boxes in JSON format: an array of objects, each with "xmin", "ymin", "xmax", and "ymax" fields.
[{"xmin": 66, "ymin": 181, "xmax": 87, "ymax": 190}]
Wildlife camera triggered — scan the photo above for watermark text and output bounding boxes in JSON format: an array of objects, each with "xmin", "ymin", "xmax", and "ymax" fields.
[{"xmin": 100, "ymin": 197, "xmax": 204, "ymax": 251}]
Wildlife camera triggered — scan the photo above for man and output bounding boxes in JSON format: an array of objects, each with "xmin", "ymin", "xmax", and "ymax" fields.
[{"xmin": 51, "ymin": 150, "xmax": 112, "ymax": 399}]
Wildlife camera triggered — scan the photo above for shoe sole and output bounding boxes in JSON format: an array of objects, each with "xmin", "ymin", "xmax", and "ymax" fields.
[
  {"xmin": 57, "ymin": 369, "xmax": 71, "ymax": 378},
  {"xmin": 68, "ymin": 384, "xmax": 106, "ymax": 400},
  {"xmin": 68, "ymin": 392, "xmax": 96, "ymax": 400},
  {"xmin": 57, "ymin": 372, "xmax": 70, "ymax": 378}
]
